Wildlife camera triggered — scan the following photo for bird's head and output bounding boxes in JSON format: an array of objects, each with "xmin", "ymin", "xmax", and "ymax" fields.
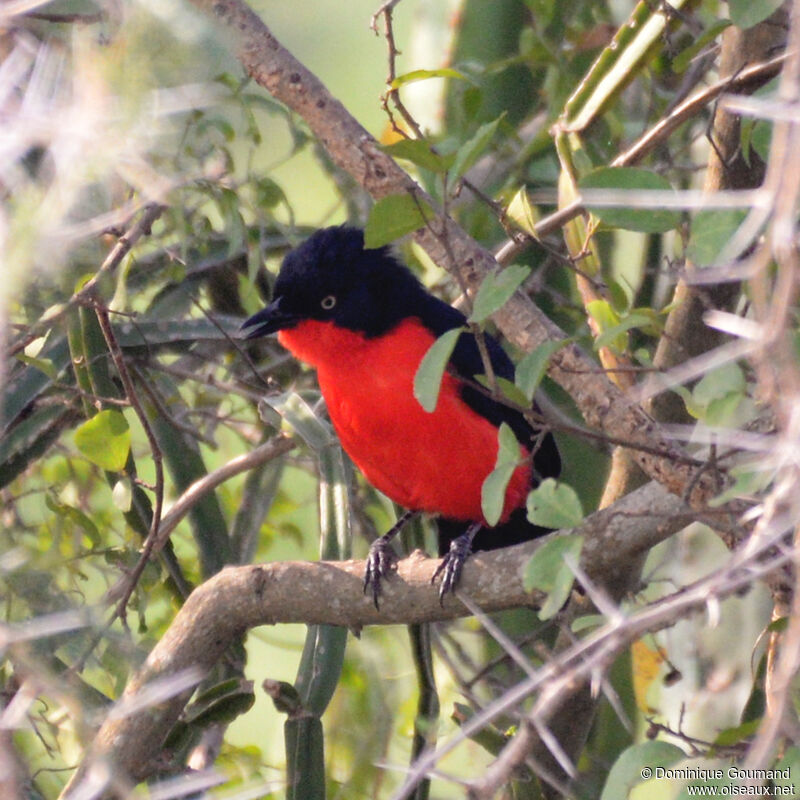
[{"xmin": 240, "ymin": 226, "xmax": 424, "ymax": 340}]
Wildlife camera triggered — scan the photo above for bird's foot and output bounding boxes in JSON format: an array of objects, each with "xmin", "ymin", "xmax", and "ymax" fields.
[
  {"xmin": 364, "ymin": 537, "xmax": 399, "ymax": 610},
  {"xmin": 431, "ymin": 522, "xmax": 482, "ymax": 604},
  {"xmin": 363, "ymin": 510, "xmax": 417, "ymax": 609}
]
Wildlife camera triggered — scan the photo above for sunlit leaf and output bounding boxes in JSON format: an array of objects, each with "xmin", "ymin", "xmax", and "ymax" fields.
[
  {"xmin": 381, "ymin": 139, "xmax": 452, "ymax": 173},
  {"xmin": 74, "ymin": 410, "xmax": 130, "ymax": 472},
  {"xmin": 112, "ymin": 478, "xmax": 133, "ymax": 512},
  {"xmin": 390, "ymin": 67, "xmax": 469, "ymax": 89},
  {"xmin": 506, "ymin": 186, "xmax": 541, "ymax": 237}
]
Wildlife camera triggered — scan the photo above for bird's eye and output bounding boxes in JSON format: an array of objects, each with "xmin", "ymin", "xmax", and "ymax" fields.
[{"xmin": 320, "ymin": 295, "xmax": 336, "ymax": 310}]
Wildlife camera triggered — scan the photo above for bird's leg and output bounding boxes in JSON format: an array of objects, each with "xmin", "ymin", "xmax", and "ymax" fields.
[
  {"xmin": 431, "ymin": 521, "xmax": 483, "ymax": 603},
  {"xmin": 364, "ymin": 509, "xmax": 418, "ymax": 609}
]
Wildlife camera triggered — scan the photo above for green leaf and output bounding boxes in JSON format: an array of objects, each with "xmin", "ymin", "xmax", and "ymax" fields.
[
  {"xmin": 481, "ymin": 423, "xmax": 522, "ymax": 526},
  {"xmin": 526, "ymin": 478, "xmax": 584, "ymax": 529},
  {"xmin": 413, "ymin": 328, "xmax": 463, "ymax": 413},
  {"xmin": 709, "ymin": 462, "xmax": 774, "ymax": 508},
  {"xmin": 506, "ymin": 186, "xmax": 541, "ymax": 237},
  {"xmin": 45, "ymin": 495, "xmax": 101, "ymax": 547},
  {"xmin": 364, "ymin": 194, "xmax": 434, "ymax": 248},
  {"xmin": 686, "ymin": 209, "xmax": 748, "ymax": 266},
  {"xmin": 711, "ymin": 719, "xmax": 761, "ymax": 748},
  {"xmin": 74, "ymin": 410, "xmax": 131, "ymax": 472},
  {"xmin": 593, "ymin": 312, "xmax": 658, "ymax": 352},
  {"xmin": 515, "ymin": 340, "xmax": 566, "ymax": 401},
  {"xmin": 469, "ymin": 264, "xmax": 530, "ymax": 323},
  {"xmin": 580, "ymin": 167, "xmax": 680, "ymax": 233},
  {"xmin": 474, "ymin": 374, "xmax": 530, "ymax": 408},
  {"xmin": 704, "ymin": 391, "xmax": 744, "ymax": 426},
  {"xmin": 751, "ymin": 119, "xmax": 772, "ymax": 162},
  {"xmin": 522, "ymin": 534, "xmax": 583, "ymax": 619},
  {"xmin": 600, "ymin": 741, "xmax": 685, "ymax": 800},
  {"xmin": 587, "ymin": 299, "xmax": 626, "ymax": 352},
  {"xmin": 390, "ymin": 67, "xmax": 469, "ymax": 89},
  {"xmin": 571, "ymin": 614, "xmax": 606, "ymax": 633},
  {"xmin": 15, "ymin": 353, "xmax": 57, "ymax": 380},
  {"xmin": 381, "ymin": 139, "xmax": 452, "ymax": 173},
  {"xmin": 729, "ymin": 0, "xmax": 783, "ymax": 29},
  {"xmin": 693, "ymin": 362, "xmax": 745, "ymax": 407},
  {"xmin": 450, "ymin": 114, "xmax": 505, "ymax": 181},
  {"xmin": 670, "ymin": 20, "xmax": 731, "ymax": 73}
]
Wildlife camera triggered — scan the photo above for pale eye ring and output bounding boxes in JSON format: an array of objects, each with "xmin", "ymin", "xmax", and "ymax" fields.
[{"xmin": 320, "ymin": 295, "xmax": 336, "ymax": 310}]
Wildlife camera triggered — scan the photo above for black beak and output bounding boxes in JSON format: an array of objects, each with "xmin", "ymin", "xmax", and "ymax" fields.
[{"xmin": 239, "ymin": 297, "xmax": 299, "ymax": 340}]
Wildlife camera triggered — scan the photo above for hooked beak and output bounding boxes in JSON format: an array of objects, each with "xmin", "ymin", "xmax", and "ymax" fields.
[{"xmin": 239, "ymin": 297, "xmax": 299, "ymax": 340}]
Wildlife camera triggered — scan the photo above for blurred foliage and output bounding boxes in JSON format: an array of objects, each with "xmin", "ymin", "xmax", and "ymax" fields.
[{"xmin": 0, "ymin": 0, "xmax": 791, "ymax": 798}]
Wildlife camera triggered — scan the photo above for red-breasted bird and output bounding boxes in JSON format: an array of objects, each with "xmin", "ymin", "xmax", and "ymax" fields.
[{"xmin": 241, "ymin": 226, "xmax": 560, "ymax": 604}]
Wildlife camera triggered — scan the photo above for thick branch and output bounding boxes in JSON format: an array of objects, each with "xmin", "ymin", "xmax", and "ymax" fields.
[{"xmin": 60, "ymin": 482, "xmax": 689, "ymax": 795}]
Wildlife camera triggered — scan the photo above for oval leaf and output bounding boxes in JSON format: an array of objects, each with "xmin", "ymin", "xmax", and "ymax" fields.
[
  {"xmin": 515, "ymin": 340, "xmax": 566, "ymax": 401},
  {"xmin": 522, "ymin": 534, "xmax": 583, "ymax": 618},
  {"xmin": 580, "ymin": 167, "xmax": 680, "ymax": 233},
  {"xmin": 364, "ymin": 194, "xmax": 433, "ymax": 248},
  {"xmin": 481, "ymin": 423, "xmax": 522, "ymax": 526},
  {"xmin": 506, "ymin": 186, "xmax": 541, "ymax": 237},
  {"xmin": 686, "ymin": 209, "xmax": 748, "ymax": 267},
  {"xmin": 450, "ymin": 114, "xmax": 505, "ymax": 182},
  {"xmin": 469, "ymin": 264, "xmax": 530, "ymax": 323},
  {"xmin": 381, "ymin": 139, "xmax": 452, "ymax": 173},
  {"xmin": 729, "ymin": 0, "xmax": 783, "ymax": 30},
  {"xmin": 74, "ymin": 409, "xmax": 130, "ymax": 472},
  {"xmin": 413, "ymin": 328, "xmax": 463, "ymax": 413},
  {"xmin": 600, "ymin": 741, "xmax": 685, "ymax": 800},
  {"xmin": 526, "ymin": 478, "xmax": 584, "ymax": 529}
]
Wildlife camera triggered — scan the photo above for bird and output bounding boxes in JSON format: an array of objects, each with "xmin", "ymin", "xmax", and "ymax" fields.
[{"xmin": 240, "ymin": 225, "xmax": 561, "ymax": 605}]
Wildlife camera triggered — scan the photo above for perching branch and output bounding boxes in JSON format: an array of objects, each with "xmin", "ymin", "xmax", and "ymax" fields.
[{"xmin": 60, "ymin": 481, "xmax": 692, "ymax": 796}]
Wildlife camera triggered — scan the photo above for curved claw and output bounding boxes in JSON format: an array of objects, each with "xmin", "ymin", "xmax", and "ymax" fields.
[
  {"xmin": 431, "ymin": 522, "xmax": 481, "ymax": 604},
  {"xmin": 363, "ymin": 538, "xmax": 398, "ymax": 610}
]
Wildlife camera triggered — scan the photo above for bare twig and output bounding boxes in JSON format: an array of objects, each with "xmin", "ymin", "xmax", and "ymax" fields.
[{"xmin": 92, "ymin": 303, "xmax": 165, "ymax": 626}]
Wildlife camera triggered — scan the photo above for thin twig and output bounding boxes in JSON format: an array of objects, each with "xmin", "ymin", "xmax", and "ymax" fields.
[
  {"xmin": 91, "ymin": 301, "xmax": 165, "ymax": 627},
  {"xmin": 8, "ymin": 203, "xmax": 165, "ymax": 358}
]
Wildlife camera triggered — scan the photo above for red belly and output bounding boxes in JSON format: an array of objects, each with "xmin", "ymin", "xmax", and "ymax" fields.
[{"xmin": 279, "ymin": 318, "xmax": 530, "ymax": 523}]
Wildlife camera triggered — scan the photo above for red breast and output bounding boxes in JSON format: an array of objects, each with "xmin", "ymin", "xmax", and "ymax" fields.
[{"xmin": 278, "ymin": 318, "xmax": 531, "ymax": 523}]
